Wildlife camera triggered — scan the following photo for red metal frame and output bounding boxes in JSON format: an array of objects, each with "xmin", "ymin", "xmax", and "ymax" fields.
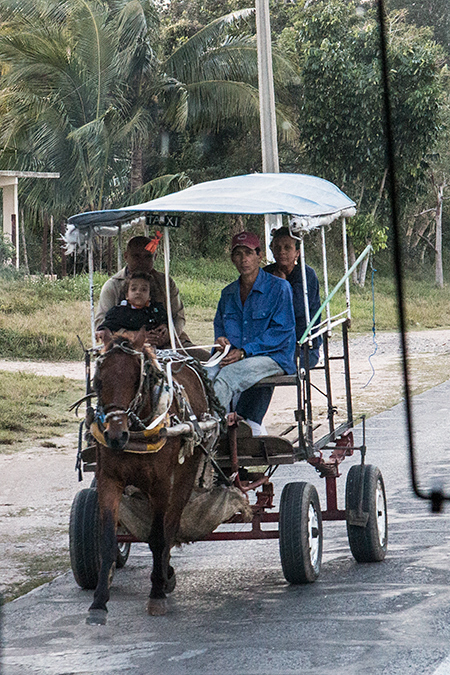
[{"xmin": 116, "ymin": 430, "xmax": 355, "ymax": 545}]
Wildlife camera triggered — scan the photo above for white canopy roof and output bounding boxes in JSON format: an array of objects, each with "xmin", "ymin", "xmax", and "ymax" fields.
[{"xmin": 67, "ymin": 173, "xmax": 356, "ymax": 237}]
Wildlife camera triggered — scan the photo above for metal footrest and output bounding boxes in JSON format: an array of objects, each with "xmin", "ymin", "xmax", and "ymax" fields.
[{"xmin": 215, "ymin": 435, "xmax": 295, "ymax": 467}]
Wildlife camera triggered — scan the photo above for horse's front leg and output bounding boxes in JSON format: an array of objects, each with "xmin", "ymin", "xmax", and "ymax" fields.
[
  {"xmin": 147, "ymin": 451, "xmax": 201, "ymax": 615},
  {"xmin": 147, "ymin": 507, "xmax": 170, "ymax": 616},
  {"xmin": 87, "ymin": 475, "xmax": 123, "ymax": 625}
]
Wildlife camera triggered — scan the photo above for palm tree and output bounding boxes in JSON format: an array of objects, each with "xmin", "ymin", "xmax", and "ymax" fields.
[{"xmin": 0, "ymin": 0, "xmax": 297, "ymax": 217}]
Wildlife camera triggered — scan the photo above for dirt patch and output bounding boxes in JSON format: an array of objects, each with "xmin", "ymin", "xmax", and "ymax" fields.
[{"xmin": 1, "ymin": 328, "xmax": 450, "ymax": 601}]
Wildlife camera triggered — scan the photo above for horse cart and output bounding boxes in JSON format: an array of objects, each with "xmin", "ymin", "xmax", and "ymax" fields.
[{"xmin": 66, "ymin": 173, "xmax": 387, "ymax": 619}]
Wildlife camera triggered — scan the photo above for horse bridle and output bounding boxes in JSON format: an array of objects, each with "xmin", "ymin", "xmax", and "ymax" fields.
[{"xmin": 94, "ymin": 341, "xmax": 169, "ymax": 432}]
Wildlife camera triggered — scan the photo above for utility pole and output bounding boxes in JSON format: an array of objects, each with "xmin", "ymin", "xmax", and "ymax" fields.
[{"xmin": 256, "ymin": 0, "xmax": 282, "ymax": 261}]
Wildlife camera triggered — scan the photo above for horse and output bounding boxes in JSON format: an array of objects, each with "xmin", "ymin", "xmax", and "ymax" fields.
[{"xmin": 86, "ymin": 327, "xmax": 219, "ymax": 624}]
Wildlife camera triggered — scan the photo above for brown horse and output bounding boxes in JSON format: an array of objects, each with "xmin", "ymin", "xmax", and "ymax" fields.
[{"xmin": 87, "ymin": 328, "xmax": 217, "ymax": 624}]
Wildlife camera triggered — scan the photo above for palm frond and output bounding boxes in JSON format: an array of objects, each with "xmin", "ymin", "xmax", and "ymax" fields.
[
  {"xmin": 164, "ymin": 9, "xmax": 255, "ymax": 82},
  {"xmin": 121, "ymin": 173, "xmax": 193, "ymax": 207}
]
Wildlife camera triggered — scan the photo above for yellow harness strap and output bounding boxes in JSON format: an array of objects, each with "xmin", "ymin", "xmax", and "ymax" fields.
[{"xmin": 90, "ymin": 419, "xmax": 167, "ymax": 454}]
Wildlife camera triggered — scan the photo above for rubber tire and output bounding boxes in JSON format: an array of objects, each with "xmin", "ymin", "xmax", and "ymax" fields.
[
  {"xmin": 69, "ymin": 488, "xmax": 101, "ymax": 590},
  {"xmin": 346, "ymin": 464, "xmax": 388, "ymax": 563},
  {"xmin": 279, "ymin": 482, "xmax": 323, "ymax": 584}
]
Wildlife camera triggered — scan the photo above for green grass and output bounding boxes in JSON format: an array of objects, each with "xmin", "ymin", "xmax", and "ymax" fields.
[
  {"xmin": 3, "ymin": 549, "xmax": 70, "ymax": 602},
  {"xmin": 0, "ymin": 371, "xmax": 84, "ymax": 448},
  {"xmin": 2, "ymin": 262, "xmax": 450, "ymax": 361}
]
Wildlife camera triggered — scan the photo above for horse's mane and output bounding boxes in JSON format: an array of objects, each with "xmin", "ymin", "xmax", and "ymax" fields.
[{"xmin": 104, "ymin": 332, "xmax": 156, "ymax": 362}]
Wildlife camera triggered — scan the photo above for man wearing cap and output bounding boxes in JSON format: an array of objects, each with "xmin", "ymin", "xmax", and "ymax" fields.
[
  {"xmin": 95, "ymin": 235, "xmax": 190, "ymax": 348},
  {"xmin": 212, "ymin": 231, "xmax": 296, "ymax": 420}
]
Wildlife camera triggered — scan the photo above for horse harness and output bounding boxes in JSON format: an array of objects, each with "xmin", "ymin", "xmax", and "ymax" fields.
[{"xmin": 88, "ymin": 341, "xmax": 221, "ymax": 458}]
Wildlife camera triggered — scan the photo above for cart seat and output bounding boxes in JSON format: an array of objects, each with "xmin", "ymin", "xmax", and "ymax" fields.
[{"xmin": 254, "ymin": 374, "xmax": 297, "ymax": 387}]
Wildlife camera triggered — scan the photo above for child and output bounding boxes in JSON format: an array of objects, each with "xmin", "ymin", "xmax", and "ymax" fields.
[{"xmin": 97, "ymin": 272, "xmax": 168, "ymax": 346}]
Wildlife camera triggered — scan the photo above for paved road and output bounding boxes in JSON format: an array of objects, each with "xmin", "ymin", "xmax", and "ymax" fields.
[{"xmin": 2, "ymin": 382, "xmax": 450, "ymax": 675}]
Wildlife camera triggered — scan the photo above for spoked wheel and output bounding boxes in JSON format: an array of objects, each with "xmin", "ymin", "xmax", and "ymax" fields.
[
  {"xmin": 279, "ymin": 481, "xmax": 323, "ymax": 584},
  {"xmin": 69, "ymin": 488, "xmax": 101, "ymax": 589},
  {"xmin": 346, "ymin": 464, "xmax": 388, "ymax": 563}
]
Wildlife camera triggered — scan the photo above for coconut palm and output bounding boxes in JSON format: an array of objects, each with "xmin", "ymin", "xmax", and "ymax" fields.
[{"xmin": 0, "ymin": 0, "xmax": 297, "ymax": 217}]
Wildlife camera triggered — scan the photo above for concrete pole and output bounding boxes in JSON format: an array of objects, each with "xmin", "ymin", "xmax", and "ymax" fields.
[{"xmin": 256, "ymin": 0, "xmax": 282, "ymax": 261}]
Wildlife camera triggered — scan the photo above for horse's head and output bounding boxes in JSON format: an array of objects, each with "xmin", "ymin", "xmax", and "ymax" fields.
[{"xmin": 94, "ymin": 327, "xmax": 149, "ymax": 450}]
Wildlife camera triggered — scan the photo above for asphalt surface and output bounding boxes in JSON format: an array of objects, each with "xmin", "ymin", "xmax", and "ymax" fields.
[{"xmin": 3, "ymin": 381, "xmax": 450, "ymax": 675}]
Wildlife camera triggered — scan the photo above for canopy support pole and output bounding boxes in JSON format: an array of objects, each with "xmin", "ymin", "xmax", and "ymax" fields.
[
  {"xmin": 163, "ymin": 226, "xmax": 176, "ymax": 350},
  {"xmin": 321, "ymin": 225, "xmax": 331, "ymax": 334},
  {"xmin": 88, "ymin": 232, "xmax": 96, "ymax": 349},
  {"xmin": 299, "ymin": 237, "xmax": 311, "ymax": 346},
  {"xmin": 117, "ymin": 224, "xmax": 122, "ymax": 271},
  {"xmin": 342, "ymin": 218, "xmax": 351, "ymax": 320}
]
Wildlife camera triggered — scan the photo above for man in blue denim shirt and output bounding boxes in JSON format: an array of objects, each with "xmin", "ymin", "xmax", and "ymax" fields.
[
  {"xmin": 236, "ymin": 226, "xmax": 322, "ymax": 430},
  {"xmin": 211, "ymin": 231, "xmax": 296, "ymax": 414}
]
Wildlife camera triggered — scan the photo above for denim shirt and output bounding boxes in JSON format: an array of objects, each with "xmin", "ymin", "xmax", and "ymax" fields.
[{"xmin": 214, "ymin": 268, "xmax": 296, "ymax": 374}]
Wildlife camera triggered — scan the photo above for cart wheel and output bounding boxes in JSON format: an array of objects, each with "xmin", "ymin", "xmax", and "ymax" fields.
[
  {"xmin": 279, "ymin": 482, "xmax": 323, "ymax": 584},
  {"xmin": 69, "ymin": 488, "xmax": 101, "ymax": 589},
  {"xmin": 116, "ymin": 525, "xmax": 131, "ymax": 569},
  {"xmin": 346, "ymin": 464, "xmax": 388, "ymax": 563},
  {"xmin": 75, "ymin": 479, "xmax": 132, "ymax": 570}
]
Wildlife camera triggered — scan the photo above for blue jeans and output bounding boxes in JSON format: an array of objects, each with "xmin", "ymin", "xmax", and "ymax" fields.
[
  {"xmin": 236, "ymin": 346, "xmax": 321, "ymax": 424},
  {"xmin": 210, "ymin": 356, "xmax": 284, "ymax": 411}
]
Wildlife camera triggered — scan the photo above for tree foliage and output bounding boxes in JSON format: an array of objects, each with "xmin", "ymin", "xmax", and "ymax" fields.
[
  {"xmin": 0, "ymin": 0, "xmax": 293, "ymax": 220},
  {"xmin": 277, "ymin": 0, "xmax": 447, "ymax": 277}
]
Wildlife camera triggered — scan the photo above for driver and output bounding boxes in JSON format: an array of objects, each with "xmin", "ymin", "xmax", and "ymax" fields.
[
  {"xmin": 211, "ymin": 231, "xmax": 296, "ymax": 416},
  {"xmin": 235, "ymin": 226, "xmax": 322, "ymax": 431}
]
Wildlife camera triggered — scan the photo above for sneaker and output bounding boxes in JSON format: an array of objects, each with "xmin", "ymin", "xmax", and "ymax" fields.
[{"xmin": 244, "ymin": 419, "xmax": 267, "ymax": 437}]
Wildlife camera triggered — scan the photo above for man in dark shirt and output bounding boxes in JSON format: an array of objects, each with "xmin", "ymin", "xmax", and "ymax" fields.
[{"xmin": 265, "ymin": 227, "xmax": 322, "ymax": 360}]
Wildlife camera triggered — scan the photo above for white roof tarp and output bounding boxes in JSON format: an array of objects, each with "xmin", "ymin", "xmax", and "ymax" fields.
[{"xmin": 67, "ymin": 173, "xmax": 356, "ymax": 236}]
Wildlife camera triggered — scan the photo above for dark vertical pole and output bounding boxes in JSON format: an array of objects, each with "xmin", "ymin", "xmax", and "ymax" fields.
[
  {"xmin": 41, "ymin": 212, "xmax": 48, "ymax": 274},
  {"xmin": 303, "ymin": 345, "xmax": 314, "ymax": 448},
  {"xmin": 20, "ymin": 210, "xmax": 30, "ymax": 275},
  {"xmin": 11, "ymin": 214, "xmax": 17, "ymax": 267},
  {"xmin": 377, "ymin": 0, "xmax": 424, "ymax": 500}
]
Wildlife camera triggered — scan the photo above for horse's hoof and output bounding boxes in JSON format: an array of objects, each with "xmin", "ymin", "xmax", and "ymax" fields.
[
  {"xmin": 86, "ymin": 609, "xmax": 108, "ymax": 625},
  {"xmin": 165, "ymin": 567, "xmax": 176, "ymax": 594},
  {"xmin": 147, "ymin": 598, "xmax": 167, "ymax": 616}
]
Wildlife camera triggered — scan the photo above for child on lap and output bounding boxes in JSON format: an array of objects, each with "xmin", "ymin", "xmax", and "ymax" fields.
[{"xmin": 97, "ymin": 272, "xmax": 168, "ymax": 347}]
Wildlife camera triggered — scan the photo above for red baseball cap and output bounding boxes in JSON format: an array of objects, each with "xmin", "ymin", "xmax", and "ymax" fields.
[{"xmin": 231, "ymin": 231, "xmax": 261, "ymax": 251}]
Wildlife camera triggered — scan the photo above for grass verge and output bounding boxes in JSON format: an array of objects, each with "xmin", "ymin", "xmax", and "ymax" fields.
[
  {"xmin": 0, "ymin": 371, "xmax": 84, "ymax": 448},
  {"xmin": 3, "ymin": 550, "xmax": 70, "ymax": 602},
  {"xmin": 2, "ymin": 264, "xmax": 450, "ymax": 360}
]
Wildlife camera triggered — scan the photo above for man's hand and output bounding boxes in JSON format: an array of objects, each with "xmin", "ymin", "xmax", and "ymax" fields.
[
  {"xmin": 214, "ymin": 338, "xmax": 244, "ymax": 367},
  {"xmin": 220, "ymin": 348, "xmax": 244, "ymax": 367},
  {"xmin": 146, "ymin": 324, "xmax": 169, "ymax": 347},
  {"xmin": 95, "ymin": 328, "xmax": 112, "ymax": 346},
  {"xmin": 215, "ymin": 336, "xmax": 231, "ymax": 352}
]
